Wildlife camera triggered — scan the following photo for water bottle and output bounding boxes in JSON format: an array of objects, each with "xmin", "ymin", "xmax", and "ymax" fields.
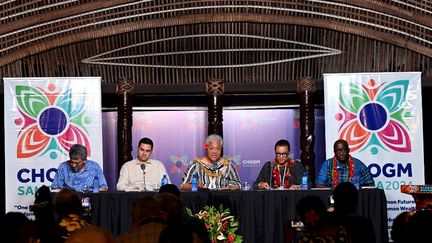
[
  {"xmin": 161, "ymin": 174, "xmax": 168, "ymax": 186},
  {"xmin": 301, "ymin": 171, "xmax": 308, "ymax": 190},
  {"xmin": 191, "ymin": 173, "xmax": 198, "ymax": 192},
  {"xmin": 351, "ymin": 174, "xmax": 360, "ymax": 189},
  {"xmin": 92, "ymin": 176, "xmax": 99, "ymax": 193}
]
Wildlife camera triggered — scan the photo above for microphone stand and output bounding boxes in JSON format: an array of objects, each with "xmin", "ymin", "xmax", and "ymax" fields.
[{"xmin": 140, "ymin": 164, "xmax": 147, "ymax": 191}]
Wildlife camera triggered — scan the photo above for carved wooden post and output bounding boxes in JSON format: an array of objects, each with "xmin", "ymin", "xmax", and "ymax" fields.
[
  {"xmin": 206, "ymin": 79, "xmax": 224, "ymax": 137},
  {"xmin": 297, "ymin": 76, "xmax": 316, "ymax": 186},
  {"xmin": 116, "ymin": 79, "xmax": 134, "ymax": 172}
]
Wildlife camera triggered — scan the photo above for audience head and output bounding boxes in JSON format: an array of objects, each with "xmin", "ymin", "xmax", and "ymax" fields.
[
  {"xmin": 391, "ymin": 211, "xmax": 413, "ymax": 243},
  {"xmin": 333, "ymin": 139, "xmax": 350, "ymax": 163},
  {"xmin": 296, "ymin": 195, "xmax": 328, "ymax": 228},
  {"xmin": 137, "ymin": 137, "xmax": 154, "ymax": 163},
  {"xmin": 130, "ymin": 196, "xmax": 162, "ymax": 227},
  {"xmin": 65, "ymin": 226, "xmax": 113, "ymax": 243},
  {"xmin": 407, "ymin": 209, "xmax": 432, "ymax": 242},
  {"xmin": 31, "ymin": 185, "xmax": 54, "ymax": 222},
  {"xmin": 3, "ymin": 212, "xmax": 30, "ymax": 243},
  {"xmin": 159, "ymin": 184, "xmax": 181, "ymax": 198},
  {"xmin": 54, "ymin": 188, "xmax": 83, "ymax": 218},
  {"xmin": 205, "ymin": 134, "xmax": 223, "ymax": 162},
  {"xmin": 69, "ymin": 144, "xmax": 87, "ymax": 172},
  {"xmin": 333, "ymin": 181, "xmax": 358, "ymax": 214},
  {"xmin": 274, "ymin": 139, "xmax": 291, "ymax": 165},
  {"xmin": 154, "ymin": 192, "xmax": 183, "ymax": 224}
]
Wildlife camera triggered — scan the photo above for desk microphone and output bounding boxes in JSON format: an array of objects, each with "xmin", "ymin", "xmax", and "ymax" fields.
[
  {"xmin": 140, "ymin": 164, "xmax": 146, "ymax": 191},
  {"xmin": 269, "ymin": 162, "xmax": 273, "ymax": 188}
]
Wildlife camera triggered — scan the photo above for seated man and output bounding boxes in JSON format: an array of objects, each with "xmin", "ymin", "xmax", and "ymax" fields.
[
  {"xmin": 117, "ymin": 137, "xmax": 171, "ymax": 191},
  {"xmin": 316, "ymin": 139, "xmax": 374, "ymax": 188},
  {"xmin": 180, "ymin": 134, "xmax": 241, "ymax": 190},
  {"xmin": 253, "ymin": 139, "xmax": 306, "ymax": 190},
  {"xmin": 51, "ymin": 144, "xmax": 108, "ymax": 192}
]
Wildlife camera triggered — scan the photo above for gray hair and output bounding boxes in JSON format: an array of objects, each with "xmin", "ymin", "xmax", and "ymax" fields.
[
  {"xmin": 206, "ymin": 134, "xmax": 223, "ymax": 146},
  {"xmin": 69, "ymin": 144, "xmax": 87, "ymax": 160}
]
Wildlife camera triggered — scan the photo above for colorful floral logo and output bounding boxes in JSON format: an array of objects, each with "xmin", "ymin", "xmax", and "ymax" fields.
[
  {"xmin": 14, "ymin": 84, "xmax": 91, "ymax": 159},
  {"xmin": 169, "ymin": 155, "xmax": 188, "ymax": 174},
  {"xmin": 335, "ymin": 79, "xmax": 412, "ymax": 154}
]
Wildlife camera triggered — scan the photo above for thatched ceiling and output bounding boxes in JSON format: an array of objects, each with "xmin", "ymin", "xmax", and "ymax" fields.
[{"xmin": 1, "ymin": 0, "xmax": 431, "ymax": 95}]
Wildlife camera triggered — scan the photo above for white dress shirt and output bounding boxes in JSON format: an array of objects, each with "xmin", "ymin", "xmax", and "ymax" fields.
[{"xmin": 116, "ymin": 158, "xmax": 171, "ymax": 191}]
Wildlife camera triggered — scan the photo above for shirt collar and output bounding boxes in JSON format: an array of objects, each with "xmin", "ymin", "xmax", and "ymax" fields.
[{"xmin": 135, "ymin": 158, "xmax": 152, "ymax": 165}]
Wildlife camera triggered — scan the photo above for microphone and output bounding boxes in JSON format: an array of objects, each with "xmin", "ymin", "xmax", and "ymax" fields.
[
  {"xmin": 140, "ymin": 164, "xmax": 146, "ymax": 191},
  {"xmin": 211, "ymin": 160, "xmax": 218, "ymax": 167},
  {"xmin": 269, "ymin": 162, "xmax": 273, "ymax": 188}
]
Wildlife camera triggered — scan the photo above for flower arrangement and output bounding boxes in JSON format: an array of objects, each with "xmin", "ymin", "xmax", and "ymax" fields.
[{"xmin": 187, "ymin": 205, "xmax": 243, "ymax": 243}]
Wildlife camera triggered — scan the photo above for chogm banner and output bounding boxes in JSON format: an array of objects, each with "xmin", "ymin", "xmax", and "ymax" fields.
[
  {"xmin": 3, "ymin": 77, "xmax": 103, "ymax": 217},
  {"xmin": 324, "ymin": 72, "xmax": 424, "ymax": 238}
]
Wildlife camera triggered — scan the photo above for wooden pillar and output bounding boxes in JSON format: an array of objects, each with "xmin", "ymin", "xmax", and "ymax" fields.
[
  {"xmin": 297, "ymin": 76, "xmax": 316, "ymax": 186},
  {"xmin": 116, "ymin": 79, "xmax": 134, "ymax": 172},
  {"xmin": 206, "ymin": 79, "xmax": 224, "ymax": 137}
]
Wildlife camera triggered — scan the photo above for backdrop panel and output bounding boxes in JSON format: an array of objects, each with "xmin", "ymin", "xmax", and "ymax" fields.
[
  {"xmin": 3, "ymin": 77, "xmax": 103, "ymax": 216},
  {"xmin": 324, "ymin": 72, "xmax": 424, "ymax": 237},
  {"xmin": 102, "ymin": 108, "xmax": 326, "ymax": 190}
]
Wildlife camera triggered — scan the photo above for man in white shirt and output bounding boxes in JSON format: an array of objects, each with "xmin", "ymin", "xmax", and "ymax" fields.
[{"xmin": 117, "ymin": 137, "xmax": 171, "ymax": 191}]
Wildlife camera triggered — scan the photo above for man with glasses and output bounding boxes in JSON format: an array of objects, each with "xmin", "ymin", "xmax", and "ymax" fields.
[
  {"xmin": 253, "ymin": 139, "xmax": 306, "ymax": 190},
  {"xmin": 315, "ymin": 139, "xmax": 374, "ymax": 188},
  {"xmin": 51, "ymin": 144, "xmax": 108, "ymax": 192}
]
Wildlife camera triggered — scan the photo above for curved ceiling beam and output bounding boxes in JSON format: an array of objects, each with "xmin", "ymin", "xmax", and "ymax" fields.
[{"xmin": 0, "ymin": 13, "xmax": 431, "ymax": 67}]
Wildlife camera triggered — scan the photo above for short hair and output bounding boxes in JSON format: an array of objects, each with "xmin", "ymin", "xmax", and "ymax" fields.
[
  {"xmin": 333, "ymin": 182, "xmax": 358, "ymax": 213},
  {"xmin": 69, "ymin": 144, "xmax": 87, "ymax": 160},
  {"xmin": 296, "ymin": 195, "xmax": 328, "ymax": 225},
  {"xmin": 54, "ymin": 188, "xmax": 83, "ymax": 217},
  {"xmin": 154, "ymin": 193, "xmax": 183, "ymax": 223},
  {"xmin": 159, "ymin": 184, "xmax": 180, "ymax": 198},
  {"xmin": 333, "ymin": 139, "xmax": 349, "ymax": 151},
  {"xmin": 205, "ymin": 134, "xmax": 223, "ymax": 146},
  {"xmin": 138, "ymin": 137, "xmax": 154, "ymax": 149},
  {"xmin": 131, "ymin": 196, "xmax": 162, "ymax": 224},
  {"xmin": 274, "ymin": 139, "xmax": 290, "ymax": 151}
]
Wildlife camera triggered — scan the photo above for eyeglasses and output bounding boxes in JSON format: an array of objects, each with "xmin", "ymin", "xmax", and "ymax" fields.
[{"xmin": 276, "ymin": 153, "xmax": 289, "ymax": 158}]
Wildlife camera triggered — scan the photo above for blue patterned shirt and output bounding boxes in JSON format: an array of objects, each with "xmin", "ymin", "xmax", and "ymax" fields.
[
  {"xmin": 315, "ymin": 157, "xmax": 375, "ymax": 187},
  {"xmin": 51, "ymin": 160, "xmax": 108, "ymax": 192}
]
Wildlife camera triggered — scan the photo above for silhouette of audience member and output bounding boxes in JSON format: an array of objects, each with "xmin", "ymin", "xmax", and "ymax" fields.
[
  {"xmin": 331, "ymin": 182, "xmax": 375, "ymax": 243},
  {"xmin": 65, "ymin": 226, "xmax": 113, "ymax": 243},
  {"xmin": 391, "ymin": 211, "xmax": 413, "ymax": 243},
  {"xmin": 155, "ymin": 193, "xmax": 201, "ymax": 243},
  {"xmin": 157, "ymin": 184, "xmax": 210, "ymax": 243},
  {"xmin": 31, "ymin": 185, "xmax": 56, "ymax": 243},
  {"xmin": 115, "ymin": 196, "xmax": 165, "ymax": 243},
  {"xmin": 406, "ymin": 209, "xmax": 432, "ymax": 242},
  {"xmin": 3, "ymin": 211, "xmax": 30, "ymax": 243},
  {"xmin": 53, "ymin": 188, "xmax": 89, "ymax": 242},
  {"xmin": 294, "ymin": 195, "xmax": 351, "ymax": 243},
  {"xmin": 159, "ymin": 183, "xmax": 181, "ymax": 198}
]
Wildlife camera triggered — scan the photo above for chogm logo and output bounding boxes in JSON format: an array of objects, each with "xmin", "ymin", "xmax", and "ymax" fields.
[
  {"xmin": 14, "ymin": 84, "xmax": 92, "ymax": 159},
  {"xmin": 335, "ymin": 79, "xmax": 412, "ymax": 154},
  {"xmin": 169, "ymin": 155, "xmax": 188, "ymax": 174}
]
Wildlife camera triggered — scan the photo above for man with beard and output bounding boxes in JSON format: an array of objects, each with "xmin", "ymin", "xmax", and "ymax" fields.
[
  {"xmin": 51, "ymin": 144, "xmax": 108, "ymax": 192},
  {"xmin": 316, "ymin": 139, "xmax": 374, "ymax": 188}
]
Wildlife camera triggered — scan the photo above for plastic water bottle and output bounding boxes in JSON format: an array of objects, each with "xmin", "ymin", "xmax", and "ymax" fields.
[
  {"xmin": 351, "ymin": 174, "xmax": 360, "ymax": 189},
  {"xmin": 301, "ymin": 171, "xmax": 308, "ymax": 190},
  {"xmin": 191, "ymin": 173, "xmax": 198, "ymax": 192},
  {"xmin": 92, "ymin": 177, "xmax": 99, "ymax": 193},
  {"xmin": 161, "ymin": 174, "xmax": 168, "ymax": 186}
]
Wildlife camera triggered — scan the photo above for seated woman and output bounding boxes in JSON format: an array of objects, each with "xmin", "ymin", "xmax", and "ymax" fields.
[{"xmin": 180, "ymin": 134, "xmax": 241, "ymax": 190}]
